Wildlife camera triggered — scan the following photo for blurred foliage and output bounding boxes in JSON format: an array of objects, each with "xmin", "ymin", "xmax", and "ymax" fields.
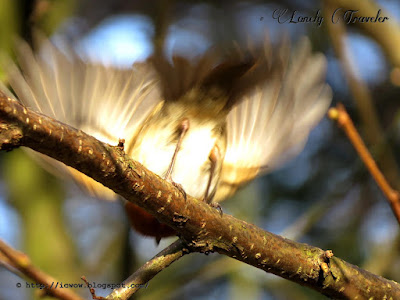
[
  {"xmin": 0, "ymin": 0, "xmax": 400, "ymax": 299},
  {"xmin": 0, "ymin": 0, "xmax": 19, "ymax": 80},
  {"xmin": 3, "ymin": 150, "xmax": 79, "ymax": 299}
]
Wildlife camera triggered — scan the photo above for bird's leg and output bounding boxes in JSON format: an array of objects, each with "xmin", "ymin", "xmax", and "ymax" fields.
[
  {"xmin": 203, "ymin": 144, "xmax": 219, "ymax": 203},
  {"xmin": 203, "ymin": 144, "xmax": 223, "ymax": 216},
  {"xmin": 164, "ymin": 118, "xmax": 190, "ymax": 199}
]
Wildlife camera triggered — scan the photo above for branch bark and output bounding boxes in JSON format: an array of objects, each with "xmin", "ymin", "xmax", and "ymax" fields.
[{"xmin": 1, "ymin": 92, "xmax": 400, "ymax": 299}]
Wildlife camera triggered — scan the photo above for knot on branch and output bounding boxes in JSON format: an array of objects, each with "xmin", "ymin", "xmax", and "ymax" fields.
[{"xmin": 0, "ymin": 122, "xmax": 22, "ymax": 151}]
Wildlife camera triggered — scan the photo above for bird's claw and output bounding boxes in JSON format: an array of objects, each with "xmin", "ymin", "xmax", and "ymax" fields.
[
  {"xmin": 208, "ymin": 201, "xmax": 223, "ymax": 216},
  {"xmin": 172, "ymin": 181, "xmax": 187, "ymax": 201}
]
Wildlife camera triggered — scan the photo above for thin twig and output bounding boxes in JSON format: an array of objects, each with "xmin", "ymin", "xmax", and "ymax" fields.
[
  {"xmin": 81, "ymin": 276, "xmax": 106, "ymax": 300},
  {"xmin": 106, "ymin": 239, "xmax": 187, "ymax": 300},
  {"xmin": 324, "ymin": 3, "xmax": 400, "ymax": 189},
  {"xmin": 0, "ymin": 239, "xmax": 84, "ymax": 300},
  {"xmin": 0, "ymin": 251, "xmax": 25, "ymax": 276},
  {"xmin": 329, "ymin": 104, "xmax": 400, "ymax": 224}
]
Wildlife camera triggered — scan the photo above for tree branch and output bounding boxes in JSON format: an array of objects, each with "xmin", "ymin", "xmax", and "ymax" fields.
[
  {"xmin": 323, "ymin": 3, "xmax": 400, "ymax": 191},
  {"xmin": 326, "ymin": 0, "xmax": 400, "ymax": 68},
  {"xmin": 106, "ymin": 239, "xmax": 186, "ymax": 300},
  {"xmin": 1, "ymin": 92, "xmax": 400, "ymax": 299},
  {"xmin": 0, "ymin": 239, "xmax": 84, "ymax": 300},
  {"xmin": 329, "ymin": 104, "xmax": 400, "ymax": 224}
]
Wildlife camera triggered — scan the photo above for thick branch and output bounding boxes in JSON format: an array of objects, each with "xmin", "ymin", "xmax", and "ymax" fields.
[{"xmin": 1, "ymin": 93, "xmax": 400, "ymax": 299}]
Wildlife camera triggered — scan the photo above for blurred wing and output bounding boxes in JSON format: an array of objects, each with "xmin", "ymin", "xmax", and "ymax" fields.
[
  {"xmin": 5, "ymin": 37, "xmax": 161, "ymax": 200},
  {"xmin": 215, "ymin": 38, "xmax": 332, "ymax": 202}
]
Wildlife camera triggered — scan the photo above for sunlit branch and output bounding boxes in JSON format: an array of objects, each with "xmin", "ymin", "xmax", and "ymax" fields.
[
  {"xmin": 1, "ymin": 92, "xmax": 400, "ymax": 299},
  {"xmin": 324, "ymin": 3, "xmax": 400, "ymax": 188},
  {"xmin": 329, "ymin": 104, "xmax": 400, "ymax": 224}
]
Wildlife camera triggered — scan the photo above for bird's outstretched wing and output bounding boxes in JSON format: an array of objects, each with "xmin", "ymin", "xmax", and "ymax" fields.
[
  {"xmin": 214, "ymin": 37, "xmax": 332, "ymax": 202},
  {"xmin": 5, "ymin": 37, "xmax": 162, "ymax": 200}
]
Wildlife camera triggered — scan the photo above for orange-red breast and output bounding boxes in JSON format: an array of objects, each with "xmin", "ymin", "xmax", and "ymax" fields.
[{"xmin": 3, "ymin": 35, "xmax": 331, "ymax": 242}]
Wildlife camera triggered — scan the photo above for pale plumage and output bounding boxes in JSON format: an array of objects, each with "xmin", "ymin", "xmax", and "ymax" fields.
[
  {"xmin": 6, "ymin": 37, "xmax": 162, "ymax": 199},
  {"xmin": 214, "ymin": 38, "xmax": 331, "ymax": 201},
  {"xmin": 3, "ymin": 35, "xmax": 331, "ymax": 207}
]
